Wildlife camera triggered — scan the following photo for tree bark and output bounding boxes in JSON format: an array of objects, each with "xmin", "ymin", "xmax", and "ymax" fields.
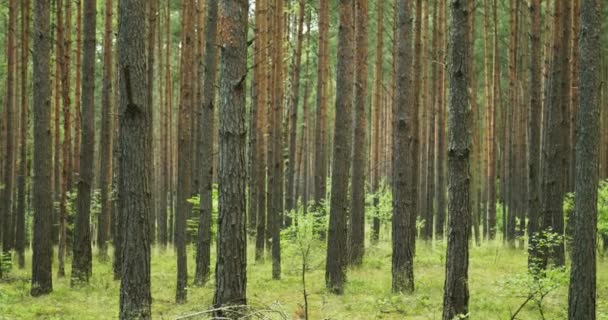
[
  {"xmin": 3, "ymin": 0, "xmax": 17, "ymax": 257},
  {"xmin": 72, "ymin": 0, "xmax": 96, "ymax": 285},
  {"xmin": 392, "ymin": 0, "xmax": 416, "ymax": 293},
  {"xmin": 31, "ymin": 0, "xmax": 53, "ymax": 296},
  {"xmin": 212, "ymin": 0, "xmax": 249, "ymax": 315},
  {"xmin": 349, "ymin": 0, "xmax": 368, "ymax": 266},
  {"xmin": 371, "ymin": 0, "xmax": 384, "ymax": 243},
  {"xmin": 568, "ymin": 0, "xmax": 601, "ymax": 318},
  {"xmin": 325, "ymin": 0, "xmax": 354, "ymax": 295},
  {"xmin": 195, "ymin": 0, "xmax": 219, "ymax": 287},
  {"xmin": 117, "ymin": 0, "xmax": 152, "ymax": 316},
  {"xmin": 15, "ymin": 0, "xmax": 31, "ymax": 270},
  {"xmin": 175, "ymin": 0, "xmax": 195, "ymax": 303},
  {"xmin": 442, "ymin": 0, "xmax": 470, "ymax": 318},
  {"xmin": 314, "ymin": 0, "xmax": 330, "ymax": 206},
  {"xmin": 98, "ymin": 0, "xmax": 114, "ymax": 260},
  {"xmin": 434, "ymin": 0, "xmax": 447, "ymax": 240}
]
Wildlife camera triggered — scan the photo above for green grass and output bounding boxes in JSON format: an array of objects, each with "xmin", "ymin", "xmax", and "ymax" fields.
[{"xmin": 1, "ymin": 239, "xmax": 607, "ymax": 319}]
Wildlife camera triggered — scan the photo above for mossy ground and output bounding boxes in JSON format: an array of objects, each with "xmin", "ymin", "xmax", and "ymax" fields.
[{"xmin": 1, "ymin": 238, "xmax": 607, "ymax": 319}]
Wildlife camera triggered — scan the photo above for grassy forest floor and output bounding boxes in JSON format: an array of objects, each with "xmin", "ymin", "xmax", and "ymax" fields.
[{"xmin": 1, "ymin": 238, "xmax": 607, "ymax": 319}]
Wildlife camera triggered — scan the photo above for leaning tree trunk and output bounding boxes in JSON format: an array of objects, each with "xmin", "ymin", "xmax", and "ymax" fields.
[
  {"xmin": 72, "ymin": 0, "xmax": 96, "ymax": 285},
  {"xmin": 117, "ymin": 0, "xmax": 152, "ymax": 317},
  {"xmin": 568, "ymin": 0, "xmax": 601, "ymax": 318},
  {"xmin": 325, "ymin": 0, "xmax": 354, "ymax": 295},
  {"xmin": 442, "ymin": 0, "xmax": 471, "ymax": 318},
  {"xmin": 31, "ymin": 0, "xmax": 53, "ymax": 296},
  {"xmin": 212, "ymin": 0, "xmax": 249, "ymax": 316}
]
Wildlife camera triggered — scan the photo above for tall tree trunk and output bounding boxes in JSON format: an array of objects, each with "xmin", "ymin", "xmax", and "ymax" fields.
[
  {"xmin": 74, "ymin": 0, "xmax": 82, "ymax": 181},
  {"xmin": 420, "ymin": 0, "xmax": 432, "ymax": 241},
  {"xmin": 158, "ymin": 0, "xmax": 172, "ymax": 248},
  {"xmin": 314, "ymin": 0, "xmax": 329, "ymax": 206},
  {"xmin": 146, "ymin": 0, "xmax": 159, "ymax": 245},
  {"xmin": 175, "ymin": 0, "xmax": 195, "ymax": 303},
  {"xmin": 254, "ymin": 0, "xmax": 268, "ymax": 262},
  {"xmin": 435, "ymin": 0, "xmax": 447, "ymax": 240},
  {"xmin": 269, "ymin": 0, "xmax": 285, "ymax": 280},
  {"xmin": 392, "ymin": 0, "xmax": 416, "ymax": 293},
  {"xmin": 57, "ymin": 0, "xmax": 68, "ymax": 277},
  {"xmin": 489, "ymin": 0, "xmax": 499, "ymax": 240},
  {"xmin": 15, "ymin": 0, "xmax": 31, "ymax": 270},
  {"xmin": 98, "ymin": 0, "xmax": 114, "ymax": 260},
  {"xmin": 117, "ymin": 0, "xmax": 152, "ymax": 316},
  {"xmin": 195, "ymin": 0, "xmax": 219, "ymax": 287},
  {"xmin": 482, "ymin": 0, "xmax": 493, "ymax": 240},
  {"xmin": 72, "ymin": 0, "xmax": 96, "ymax": 285},
  {"xmin": 349, "ymin": 0, "xmax": 368, "ymax": 266},
  {"xmin": 442, "ymin": 0, "xmax": 470, "ymax": 318},
  {"xmin": 527, "ymin": 0, "xmax": 542, "ymax": 267},
  {"xmin": 31, "ymin": 0, "xmax": 53, "ymax": 296},
  {"xmin": 325, "ymin": 0, "xmax": 354, "ymax": 295},
  {"xmin": 567, "ymin": 0, "xmax": 601, "ymax": 317},
  {"xmin": 212, "ymin": 0, "xmax": 249, "ymax": 315},
  {"xmin": 540, "ymin": 0, "xmax": 568, "ymax": 268},
  {"xmin": 371, "ymin": 0, "xmax": 384, "ymax": 243},
  {"xmin": 285, "ymin": 0, "xmax": 306, "ymax": 222}
]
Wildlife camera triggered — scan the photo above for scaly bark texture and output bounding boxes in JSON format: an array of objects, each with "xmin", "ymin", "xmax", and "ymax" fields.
[
  {"xmin": 72, "ymin": 0, "xmax": 96, "ymax": 285},
  {"xmin": 195, "ymin": 0, "xmax": 219, "ymax": 287},
  {"xmin": 117, "ymin": 0, "xmax": 152, "ymax": 316},
  {"xmin": 349, "ymin": 0, "xmax": 368, "ymax": 266},
  {"xmin": 325, "ymin": 0, "xmax": 354, "ymax": 295},
  {"xmin": 31, "ymin": 0, "xmax": 53, "ymax": 296},
  {"xmin": 442, "ymin": 0, "xmax": 470, "ymax": 318},
  {"xmin": 568, "ymin": 0, "xmax": 601, "ymax": 317},
  {"xmin": 213, "ymin": 0, "xmax": 249, "ymax": 315}
]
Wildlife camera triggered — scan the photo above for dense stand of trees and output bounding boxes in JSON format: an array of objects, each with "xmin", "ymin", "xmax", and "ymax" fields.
[{"xmin": 0, "ymin": 0, "xmax": 605, "ymax": 318}]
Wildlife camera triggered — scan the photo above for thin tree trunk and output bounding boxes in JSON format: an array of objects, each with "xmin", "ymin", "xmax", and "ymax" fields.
[
  {"xmin": 74, "ymin": 0, "xmax": 82, "ymax": 181},
  {"xmin": 314, "ymin": 0, "xmax": 329, "ymax": 206},
  {"xmin": 349, "ymin": 0, "xmax": 368, "ymax": 266},
  {"xmin": 15, "ymin": 0, "xmax": 31, "ymax": 270},
  {"xmin": 254, "ymin": 0, "xmax": 268, "ymax": 262},
  {"xmin": 371, "ymin": 0, "xmax": 384, "ymax": 243},
  {"xmin": 435, "ymin": 0, "xmax": 447, "ymax": 241},
  {"xmin": 194, "ymin": 0, "xmax": 219, "ymax": 287},
  {"xmin": 98, "ymin": 0, "xmax": 114, "ymax": 260}
]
